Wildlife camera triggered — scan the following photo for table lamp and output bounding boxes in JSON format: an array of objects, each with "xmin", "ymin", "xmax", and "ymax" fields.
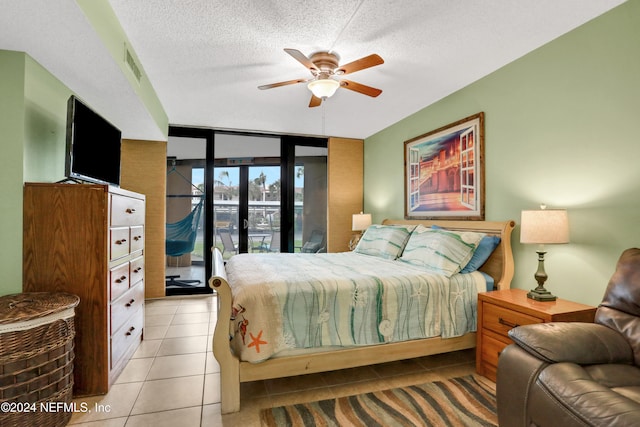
[
  {"xmin": 520, "ymin": 205, "xmax": 569, "ymax": 301},
  {"xmin": 349, "ymin": 212, "xmax": 372, "ymax": 250}
]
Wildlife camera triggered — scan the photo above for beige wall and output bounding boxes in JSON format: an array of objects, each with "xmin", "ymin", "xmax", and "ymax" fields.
[
  {"xmin": 327, "ymin": 137, "xmax": 363, "ymax": 252},
  {"xmin": 121, "ymin": 139, "xmax": 167, "ymax": 299}
]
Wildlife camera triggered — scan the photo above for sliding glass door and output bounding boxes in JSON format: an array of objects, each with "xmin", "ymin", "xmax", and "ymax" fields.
[
  {"xmin": 248, "ymin": 165, "xmax": 281, "ymax": 253},
  {"xmin": 212, "ymin": 134, "xmax": 281, "ymax": 257},
  {"xmin": 213, "ymin": 163, "xmax": 282, "ymax": 257}
]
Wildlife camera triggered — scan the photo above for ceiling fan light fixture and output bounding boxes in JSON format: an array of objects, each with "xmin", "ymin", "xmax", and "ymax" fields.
[{"xmin": 307, "ymin": 78, "xmax": 340, "ymax": 99}]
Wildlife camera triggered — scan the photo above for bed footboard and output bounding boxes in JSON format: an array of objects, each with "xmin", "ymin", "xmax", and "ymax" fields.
[
  {"xmin": 208, "ymin": 220, "xmax": 515, "ymax": 414},
  {"xmin": 209, "ymin": 248, "xmax": 240, "ymax": 414}
]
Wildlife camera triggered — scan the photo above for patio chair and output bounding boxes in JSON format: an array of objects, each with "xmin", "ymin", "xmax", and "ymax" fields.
[
  {"xmin": 301, "ymin": 230, "xmax": 325, "ymax": 253},
  {"xmin": 267, "ymin": 230, "xmax": 280, "ymax": 252},
  {"xmin": 219, "ymin": 229, "xmax": 238, "ymax": 256}
]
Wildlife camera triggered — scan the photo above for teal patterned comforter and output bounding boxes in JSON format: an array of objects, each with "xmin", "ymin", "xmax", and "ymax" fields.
[{"xmin": 225, "ymin": 252, "xmax": 487, "ymax": 363}]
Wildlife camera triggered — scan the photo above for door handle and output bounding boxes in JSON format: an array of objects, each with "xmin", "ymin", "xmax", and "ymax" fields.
[{"xmin": 243, "ymin": 219, "xmax": 248, "ymax": 229}]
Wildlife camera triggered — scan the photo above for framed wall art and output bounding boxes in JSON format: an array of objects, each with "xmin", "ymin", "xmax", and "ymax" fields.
[{"xmin": 404, "ymin": 112, "xmax": 485, "ymax": 220}]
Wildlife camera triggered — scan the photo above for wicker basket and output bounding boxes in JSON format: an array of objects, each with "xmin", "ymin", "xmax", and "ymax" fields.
[{"xmin": 0, "ymin": 292, "xmax": 79, "ymax": 427}]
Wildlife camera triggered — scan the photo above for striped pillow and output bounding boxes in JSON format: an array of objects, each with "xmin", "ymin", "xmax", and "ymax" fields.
[
  {"xmin": 399, "ymin": 225, "xmax": 485, "ymax": 277},
  {"xmin": 354, "ymin": 225, "xmax": 414, "ymax": 260}
]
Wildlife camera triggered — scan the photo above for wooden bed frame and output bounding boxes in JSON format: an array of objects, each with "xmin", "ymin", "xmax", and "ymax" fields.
[{"xmin": 210, "ymin": 219, "xmax": 515, "ymax": 413}]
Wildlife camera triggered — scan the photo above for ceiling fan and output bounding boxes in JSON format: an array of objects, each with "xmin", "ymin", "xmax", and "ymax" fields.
[{"xmin": 258, "ymin": 48, "xmax": 384, "ymax": 108}]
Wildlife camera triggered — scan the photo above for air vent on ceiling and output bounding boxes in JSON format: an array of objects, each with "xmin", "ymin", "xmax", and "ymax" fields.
[{"xmin": 124, "ymin": 44, "xmax": 142, "ymax": 84}]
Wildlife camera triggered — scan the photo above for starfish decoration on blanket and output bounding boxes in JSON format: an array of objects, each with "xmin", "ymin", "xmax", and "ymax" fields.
[{"xmin": 248, "ymin": 330, "xmax": 267, "ymax": 353}]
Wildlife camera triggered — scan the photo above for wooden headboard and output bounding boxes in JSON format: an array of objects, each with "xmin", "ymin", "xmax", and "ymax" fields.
[{"xmin": 382, "ymin": 219, "xmax": 516, "ymax": 290}]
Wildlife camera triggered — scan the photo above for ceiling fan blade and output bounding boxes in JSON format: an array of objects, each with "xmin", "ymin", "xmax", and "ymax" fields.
[
  {"xmin": 284, "ymin": 48, "xmax": 319, "ymax": 72},
  {"xmin": 340, "ymin": 80, "xmax": 382, "ymax": 97},
  {"xmin": 309, "ymin": 94, "xmax": 322, "ymax": 108},
  {"xmin": 258, "ymin": 78, "xmax": 308, "ymax": 90},
  {"xmin": 337, "ymin": 54, "xmax": 384, "ymax": 75}
]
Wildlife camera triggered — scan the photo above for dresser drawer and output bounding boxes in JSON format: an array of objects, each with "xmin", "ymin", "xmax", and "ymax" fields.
[
  {"xmin": 130, "ymin": 225, "xmax": 144, "ymax": 253},
  {"xmin": 483, "ymin": 302, "xmax": 543, "ymax": 338},
  {"xmin": 110, "ymin": 262, "xmax": 130, "ymax": 301},
  {"xmin": 111, "ymin": 283, "xmax": 144, "ymax": 335},
  {"xmin": 130, "ymin": 256, "xmax": 145, "ymax": 286},
  {"xmin": 110, "ymin": 227, "xmax": 130, "ymax": 261},
  {"xmin": 111, "ymin": 194, "xmax": 145, "ymax": 226},
  {"xmin": 111, "ymin": 307, "xmax": 143, "ymax": 369}
]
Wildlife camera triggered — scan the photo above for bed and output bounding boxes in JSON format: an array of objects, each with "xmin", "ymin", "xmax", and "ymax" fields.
[{"xmin": 210, "ymin": 219, "xmax": 515, "ymax": 413}]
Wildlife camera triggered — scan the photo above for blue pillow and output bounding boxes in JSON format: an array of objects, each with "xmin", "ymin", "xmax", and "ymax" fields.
[
  {"xmin": 461, "ymin": 235, "xmax": 501, "ymax": 273},
  {"xmin": 431, "ymin": 225, "xmax": 501, "ymax": 273}
]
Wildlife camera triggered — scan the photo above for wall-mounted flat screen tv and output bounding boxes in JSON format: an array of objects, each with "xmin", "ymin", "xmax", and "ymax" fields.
[{"xmin": 65, "ymin": 95, "xmax": 121, "ymax": 186}]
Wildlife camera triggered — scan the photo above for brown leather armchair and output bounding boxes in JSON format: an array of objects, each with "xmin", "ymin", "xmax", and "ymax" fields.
[{"xmin": 497, "ymin": 248, "xmax": 640, "ymax": 427}]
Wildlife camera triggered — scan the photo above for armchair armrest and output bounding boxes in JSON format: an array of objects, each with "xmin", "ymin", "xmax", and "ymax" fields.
[{"xmin": 509, "ymin": 322, "xmax": 633, "ymax": 365}]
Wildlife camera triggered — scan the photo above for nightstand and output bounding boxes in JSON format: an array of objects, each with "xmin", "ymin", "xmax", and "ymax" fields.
[{"xmin": 476, "ymin": 288, "xmax": 597, "ymax": 382}]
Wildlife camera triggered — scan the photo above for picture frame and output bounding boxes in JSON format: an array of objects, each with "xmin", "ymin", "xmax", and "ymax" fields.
[{"xmin": 404, "ymin": 112, "xmax": 485, "ymax": 220}]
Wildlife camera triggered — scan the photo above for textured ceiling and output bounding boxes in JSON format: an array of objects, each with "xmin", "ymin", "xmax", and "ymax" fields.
[
  {"xmin": 1, "ymin": 0, "xmax": 627, "ymax": 140},
  {"xmin": 0, "ymin": 0, "xmax": 164, "ymax": 140}
]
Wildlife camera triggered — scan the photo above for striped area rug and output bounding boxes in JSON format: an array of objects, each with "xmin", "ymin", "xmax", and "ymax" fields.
[{"xmin": 261, "ymin": 375, "xmax": 497, "ymax": 427}]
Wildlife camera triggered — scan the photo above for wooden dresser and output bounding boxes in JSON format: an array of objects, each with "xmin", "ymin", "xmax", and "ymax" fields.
[
  {"xmin": 23, "ymin": 183, "xmax": 145, "ymax": 396},
  {"xmin": 476, "ymin": 288, "xmax": 596, "ymax": 382}
]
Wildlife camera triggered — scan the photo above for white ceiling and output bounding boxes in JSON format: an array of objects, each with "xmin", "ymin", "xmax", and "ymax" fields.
[{"xmin": 1, "ymin": 0, "xmax": 626, "ymax": 141}]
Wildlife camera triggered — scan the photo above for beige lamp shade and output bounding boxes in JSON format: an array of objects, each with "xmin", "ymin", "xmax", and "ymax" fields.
[
  {"xmin": 520, "ymin": 209, "xmax": 569, "ymax": 244},
  {"xmin": 352, "ymin": 213, "xmax": 372, "ymax": 231}
]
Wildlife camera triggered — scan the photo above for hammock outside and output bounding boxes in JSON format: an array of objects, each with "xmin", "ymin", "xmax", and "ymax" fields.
[{"xmin": 166, "ymin": 198, "xmax": 204, "ymax": 257}]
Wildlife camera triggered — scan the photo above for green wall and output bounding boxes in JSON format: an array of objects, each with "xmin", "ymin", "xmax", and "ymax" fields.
[
  {"xmin": 23, "ymin": 55, "xmax": 73, "ymax": 182},
  {"xmin": 0, "ymin": 51, "xmax": 73, "ymax": 296},
  {"xmin": 364, "ymin": 0, "xmax": 640, "ymax": 306},
  {"xmin": 0, "ymin": 0, "xmax": 167, "ymax": 296},
  {"xmin": 0, "ymin": 51, "xmax": 27, "ymax": 295}
]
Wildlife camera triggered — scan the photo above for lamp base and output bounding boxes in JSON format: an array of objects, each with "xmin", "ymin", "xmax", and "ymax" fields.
[
  {"xmin": 527, "ymin": 288, "xmax": 557, "ymax": 301},
  {"xmin": 527, "ymin": 249, "xmax": 557, "ymax": 301},
  {"xmin": 348, "ymin": 233, "xmax": 362, "ymax": 251}
]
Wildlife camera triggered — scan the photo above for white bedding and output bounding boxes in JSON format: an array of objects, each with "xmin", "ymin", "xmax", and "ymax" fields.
[{"xmin": 224, "ymin": 252, "xmax": 487, "ymax": 363}]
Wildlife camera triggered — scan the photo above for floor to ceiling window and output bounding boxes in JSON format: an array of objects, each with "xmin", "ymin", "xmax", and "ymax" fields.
[
  {"xmin": 292, "ymin": 140, "xmax": 328, "ymax": 254},
  {"xmin": 166, "ymin": 127, "xmax": 327, "ymax": 295},
  {"xmin": 165, "ymin": 134, "xmax": 207, "ymax": 296}
]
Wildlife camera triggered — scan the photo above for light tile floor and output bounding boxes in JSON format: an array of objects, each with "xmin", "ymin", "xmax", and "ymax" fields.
[{"xmin": 68, "ymin": 295, "xmax": 478, "ymax": 426}]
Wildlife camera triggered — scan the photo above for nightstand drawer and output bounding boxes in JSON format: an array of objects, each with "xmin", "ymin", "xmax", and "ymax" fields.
[
  {"xmin": 481, "ymin": 332, "xmax": 510, "ymax": 373},
  {"xmin": 483, "ymin": 302, "xmax": 543, "ymax": 338},
  {"xmin": 477, "ymin": 289, "xmax": 597, "ymax": 382}
]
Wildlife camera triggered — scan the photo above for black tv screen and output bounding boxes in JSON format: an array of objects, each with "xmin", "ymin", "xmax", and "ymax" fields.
[{"xmin": 65, "ymin": 96, "xmax": 121, "ymax": 186}]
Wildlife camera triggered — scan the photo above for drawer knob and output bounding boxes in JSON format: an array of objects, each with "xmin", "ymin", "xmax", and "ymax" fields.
[
  {"xmin": 133, "ymin": 236, "xmax": 142, "ymax": 241},
  {"xmin": 125, "ymin": 326, "xmax": 136, "ymax": 336},
  {"xmin": 115, "ymin": 275, "xmax": 127, "ymax": 283},
  {"xmin": 125, "ymin": 299, "xmax": 135, "ymax": 307},
  {"xmin": 133, "ymin": 267, "xmax": 142, "ymax": 273},
  {"xmin": 115, "ymin": 239, "xmax": 127, "ymax": 245},
  {"xmin": 498, "ymin": 317, "xmax": 519, "ymax": 328},
  {"xmin": 126, "ymin": 208, "xmax": 136, "ymax": 214}
]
